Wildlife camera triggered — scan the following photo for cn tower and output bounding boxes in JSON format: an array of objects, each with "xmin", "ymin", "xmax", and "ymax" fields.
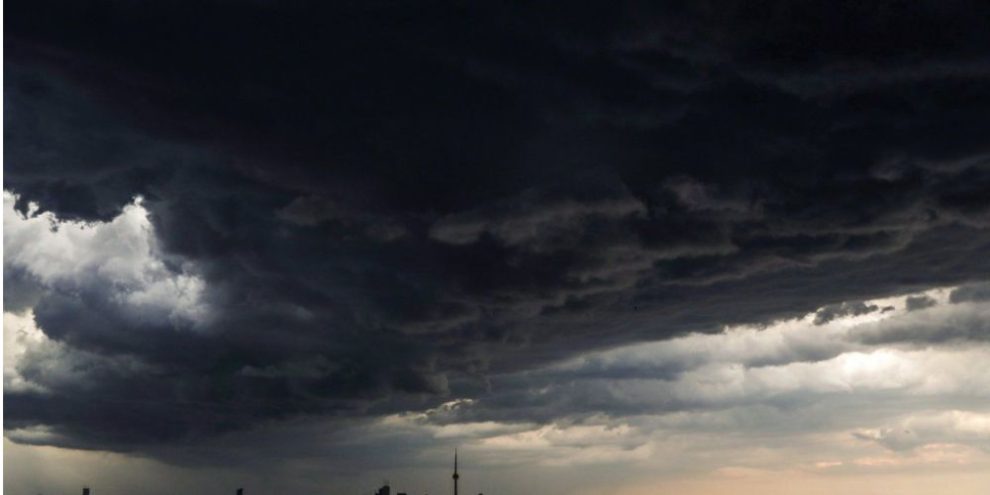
[{"xmin": 452, "ymin": 449, "xmax": 459, "ymax": 495}]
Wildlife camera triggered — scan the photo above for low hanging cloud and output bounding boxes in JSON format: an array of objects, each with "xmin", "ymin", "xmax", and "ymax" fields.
[{"xmin": 149, "ymin": 291, "xmax": 990, "ymax": 478}]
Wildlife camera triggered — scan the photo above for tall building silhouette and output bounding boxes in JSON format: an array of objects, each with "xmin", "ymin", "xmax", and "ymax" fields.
[{"xmin": 452, "ymin": 449, "xmax": 459, "ymax": 495}]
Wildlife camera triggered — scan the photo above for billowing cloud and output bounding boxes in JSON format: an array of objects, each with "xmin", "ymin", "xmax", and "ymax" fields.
[{"xmin": 4, "ymin": 192, "xmax": 210, "ymax": 334}]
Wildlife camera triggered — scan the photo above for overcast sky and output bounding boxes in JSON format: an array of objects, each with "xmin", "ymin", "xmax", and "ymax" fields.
[{"xmin": 5, "ymin": 2, "xmax": 990, "ymax": 494}]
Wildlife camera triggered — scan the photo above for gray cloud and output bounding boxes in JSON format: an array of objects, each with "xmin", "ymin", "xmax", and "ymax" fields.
[
  {"xmin": 855, "ymin": 300, "xmax": 990, "ymax": 345},
  {"xmin": 813, "ymin": 302, "xmax": 881, "ymax": 326},
  {"xmin": 854, "ymin": 410, "xmax": 990, "ymax": 453},
  {"xmin": 950, "ymin": 283, "xmax": 990, "ymax": 304},
  {"xmin": 905, "ymin": 295, "xmax": 938, "ymax": 311}
]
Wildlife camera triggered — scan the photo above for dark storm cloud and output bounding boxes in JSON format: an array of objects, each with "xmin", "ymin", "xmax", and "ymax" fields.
[{"xmin": 6, "ymin": 0, "xmax": 990, "ymax": 453}]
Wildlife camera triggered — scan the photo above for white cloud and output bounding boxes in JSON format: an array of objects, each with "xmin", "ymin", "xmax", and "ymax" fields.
[{"xmin": 4, "ymin": 190, "xmax": 211, "ymax": 329}]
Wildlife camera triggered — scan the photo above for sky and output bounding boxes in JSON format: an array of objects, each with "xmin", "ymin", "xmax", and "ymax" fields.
[{"xmin": 4, "ymin": 1, "xmax": 990, "ymax": 494}]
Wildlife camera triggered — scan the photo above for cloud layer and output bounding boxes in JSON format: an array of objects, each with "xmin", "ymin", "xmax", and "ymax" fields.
[{"xmin": 5, "ymin": 0, "xmax": 990, "ymax": 462}]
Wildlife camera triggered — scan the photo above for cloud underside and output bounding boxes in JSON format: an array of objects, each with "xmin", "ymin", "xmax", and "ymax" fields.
[
  {"xmin": 10, "ymin": 288, "xmax": 990, "ymax": 487},
  {"xmin": 5, "ymin": 0, "xmax": 990, "ymax": 457}
]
